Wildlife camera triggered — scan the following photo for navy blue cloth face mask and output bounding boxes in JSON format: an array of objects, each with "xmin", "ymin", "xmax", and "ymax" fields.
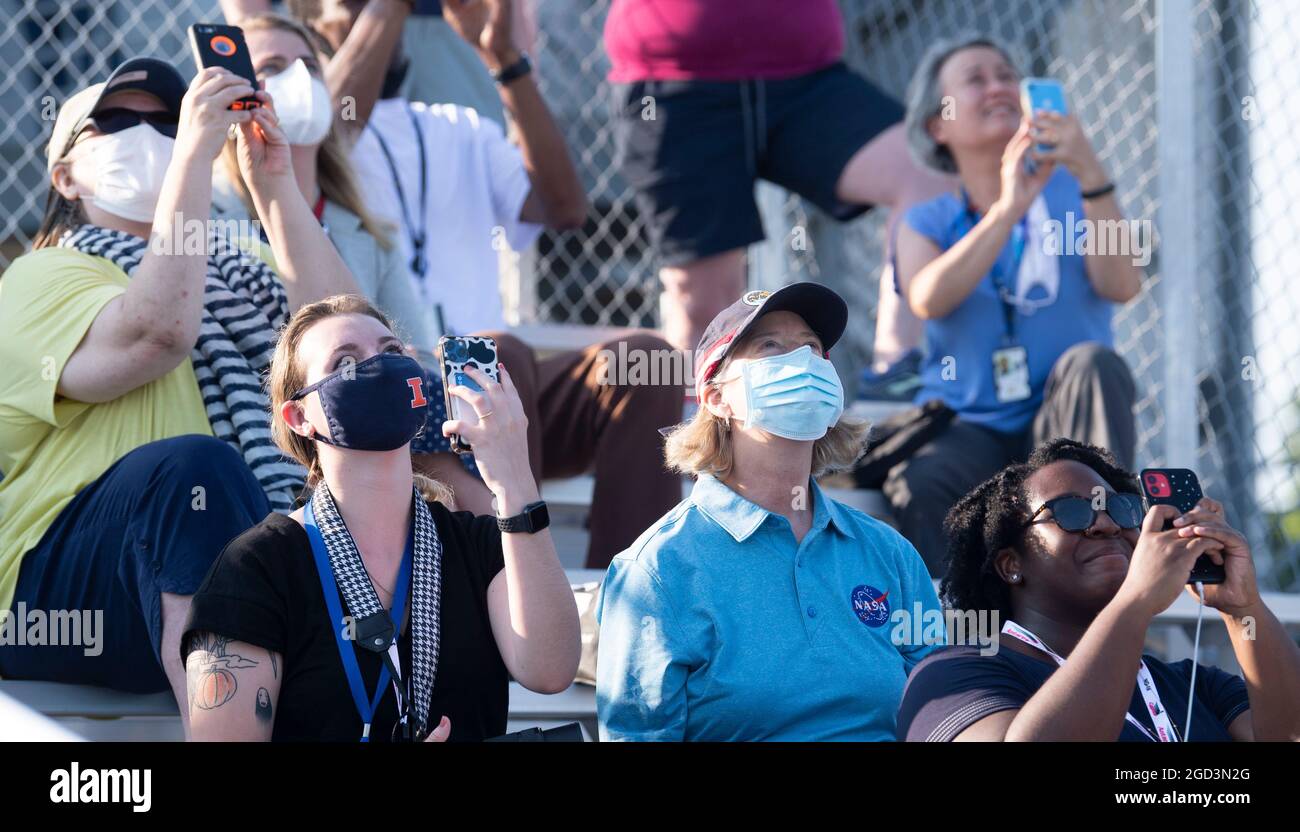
[{"xmin": 292, "ymin": 353, "xmax": 430, "ymax": 451}]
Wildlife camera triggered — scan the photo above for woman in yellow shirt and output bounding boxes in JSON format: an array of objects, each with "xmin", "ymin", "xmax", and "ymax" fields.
[{"xmin": 0, "ymin": 55, "xmax": 356, "ymax": 737}]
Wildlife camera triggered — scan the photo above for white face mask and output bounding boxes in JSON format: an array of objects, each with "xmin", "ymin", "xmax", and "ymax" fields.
[
  {"xmin": 263, "ymin": 58, "xmax": 332, "ymax": 146},
  {"xmin": 720, "ymin": 345, "xmax": 845, "ymax": 441},
  {"xmin": 86, "ymin": 123, "xmax": 174, "ymax": 223}
]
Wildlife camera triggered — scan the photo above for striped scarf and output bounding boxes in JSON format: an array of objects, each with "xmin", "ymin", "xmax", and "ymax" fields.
[
  {"xmin": 60, "ymin": 224, "xmax": 303, "ymax": 511},
  {"xmin": 310, "ymin": 482, "xmax": 442, "ymax": 738}
]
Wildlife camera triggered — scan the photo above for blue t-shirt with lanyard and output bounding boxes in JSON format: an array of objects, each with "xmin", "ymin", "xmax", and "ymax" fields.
[{"xmin": 902, "ymin": 168, "xmax": 1114, "ymax": 434}]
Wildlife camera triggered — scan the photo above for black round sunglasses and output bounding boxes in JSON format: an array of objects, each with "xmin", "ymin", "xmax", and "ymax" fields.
[
  {"xmin": 1023, "ymin": 492, "xmax": 1144, "ymax": 533},
  {"xmin": 71, "ymin": 107, "xmax": 179, "ymax": 147}
]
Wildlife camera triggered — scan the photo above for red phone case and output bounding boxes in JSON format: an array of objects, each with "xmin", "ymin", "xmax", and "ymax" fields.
[{"xmin": 1139, "ymin": 468, "xmax": 1226, "ymax": 584}]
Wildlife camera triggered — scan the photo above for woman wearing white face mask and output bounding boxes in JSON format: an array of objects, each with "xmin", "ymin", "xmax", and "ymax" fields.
[
  {"xmin": 596, "ymin": 283, "xmax": 944, "ymax": 741},
  {"xmin": 215, "ymin": 12, "xmax": 492, "ymax": 509},
  {"xmin": 0, "ymin": 55, "xmax": 357, "ymax": 735}
]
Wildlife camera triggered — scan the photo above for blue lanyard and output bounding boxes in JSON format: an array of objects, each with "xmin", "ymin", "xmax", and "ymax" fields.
[
  {"xmin": 959, "ymin": 190, "xmax": 1027, "ymax": 343},
  {"xmin": 304, "ymin": 500, "xmax": 414, "ymax": 742},
  {"xmin": 367, "ymin": 104, "xmax": 429, "ymax": 278}
]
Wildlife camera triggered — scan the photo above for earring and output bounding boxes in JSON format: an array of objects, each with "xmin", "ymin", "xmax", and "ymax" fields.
[{"xmin": 1009, "ymin": 573, "xmax": 1021, "ymax": 584}]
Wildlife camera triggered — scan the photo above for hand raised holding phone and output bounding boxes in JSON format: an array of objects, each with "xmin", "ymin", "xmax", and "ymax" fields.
[
  {"xmin": 232, "ymin": 95, "xmax": 294, "ymax": 192},
  {"xmin": 1113, "ymin": 503, "xmax": 1220, "ymax": 618},
  {"xmin": 995, "ymin": 120, "xmax": 1055, "ymax": 219},
  {"xmin": 175, "ymin": 68, "xmax": 260, "ymax": 163},
  {"xmin": 441, "ymin": 363, "xmax": 538, "ymax": 513},
  {"xmin": 1172, "ymin": 497, "xmax": 1263, "ymax": 616}
]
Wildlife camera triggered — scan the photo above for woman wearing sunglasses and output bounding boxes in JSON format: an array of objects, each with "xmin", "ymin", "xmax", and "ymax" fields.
[
  {"xmin": 882, "ymin": 34, "xmax": 1145, "ymax": 573},
  {"xmin": 0, "ymin": 56, "xmax": 358, "ymax": 734},
  {"xmin": 896, "ymin": 438, "xmax": 1300, "ymax": 741}
]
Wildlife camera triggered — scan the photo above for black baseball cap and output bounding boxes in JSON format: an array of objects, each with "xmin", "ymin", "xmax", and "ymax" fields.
[
  {"xmin": 47, "ymin": 57, "xmax": 187, "ymax": 170},
  {"xmin": 693, "ymin": 282, "xmax": 848, "ymax": 398}
]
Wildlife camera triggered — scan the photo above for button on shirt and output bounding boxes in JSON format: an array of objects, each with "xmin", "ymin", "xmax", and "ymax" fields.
[{"xmin": 596, "ymin": 474, "xmax": 942, "ymax": 741}]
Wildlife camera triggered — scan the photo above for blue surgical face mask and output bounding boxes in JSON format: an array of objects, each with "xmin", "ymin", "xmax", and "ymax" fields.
[
  {"xmin": 291, "ymin": 352, "xmax": 429, "ymax": 451},
  {"xmin": 720, "ymin": 345, "xmax": 844, "ymax": 440}
]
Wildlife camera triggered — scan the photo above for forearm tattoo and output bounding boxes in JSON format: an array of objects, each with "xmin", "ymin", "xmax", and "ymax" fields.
[
  {"xmin": 185, "ymin": 632, "xmax": 259, "ymax": 711},
  {"xmin": 256, "ymin": 687, "xmax": 273, "ymax": 723}
]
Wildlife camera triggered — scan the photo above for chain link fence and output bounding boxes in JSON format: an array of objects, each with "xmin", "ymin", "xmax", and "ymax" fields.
[{"xmin": 2, "ymin": 0, "xmax": 1298, "ymax": 590}]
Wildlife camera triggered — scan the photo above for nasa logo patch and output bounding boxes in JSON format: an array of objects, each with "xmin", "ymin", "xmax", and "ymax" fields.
[{"xmin": 850, "ymin": 584, "xmax": 891, "ymax": 628}]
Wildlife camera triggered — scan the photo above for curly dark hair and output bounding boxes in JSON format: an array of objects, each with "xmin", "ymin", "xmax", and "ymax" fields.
[{"xmin": 939, "ymin": 438, "xmax": 1140, "ymax": 621}]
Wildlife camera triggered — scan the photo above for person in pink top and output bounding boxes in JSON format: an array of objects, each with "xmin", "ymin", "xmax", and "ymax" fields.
[{"xmin": 605, "ymin": 0, "xmax": 951, "ymax": 358}]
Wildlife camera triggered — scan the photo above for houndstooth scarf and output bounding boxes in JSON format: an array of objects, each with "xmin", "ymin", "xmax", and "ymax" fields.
[
  {"xmin": 310, "ymin": 481, "xmax": 442, "ymax": 738},
  {"xmin": 59, "ymin": 224, "xmax": 303, "ymax": 511}
]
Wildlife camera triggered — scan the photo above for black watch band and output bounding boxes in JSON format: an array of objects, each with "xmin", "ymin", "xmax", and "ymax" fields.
[
  {"xmin": 496, "ymin": 500, "xmax": 549, "ymax": 534},
  {"xmin": 493, "ymin": 53, "xmax": 532, "ymax": 86},
  {"xmin": 1080, "ymin": 181, "xmax": 1117, "ymax": 200}
]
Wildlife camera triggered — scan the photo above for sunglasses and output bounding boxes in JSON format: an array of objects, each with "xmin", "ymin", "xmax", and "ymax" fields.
[
  {"xmin": 1023, "ymin": 492, "xmax": 1144, "ymax": 533},
  {"xmin": 70, "ymin": 107, "xmax": 179, "ymax": 148}
]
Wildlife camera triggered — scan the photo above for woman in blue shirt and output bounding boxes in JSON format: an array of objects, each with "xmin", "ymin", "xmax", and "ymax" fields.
[
  {"xmin": 885, "ymin": 34, "xmax": 1144, "ymax": 573},
  {"xmin": 596, "ymin": 283, "xmax": 942, "ymax": 741}
]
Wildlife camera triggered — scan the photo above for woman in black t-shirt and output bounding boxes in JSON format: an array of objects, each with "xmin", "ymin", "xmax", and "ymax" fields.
[
  {"xmin": 182, "ymin": 295, "xmax": 580, "ymax": 742},
  {"xmin": 897, "ymin": 439, "xmax": 1300, "ymax": 742}
]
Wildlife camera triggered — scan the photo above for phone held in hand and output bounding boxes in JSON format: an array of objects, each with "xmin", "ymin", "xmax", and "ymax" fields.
[
  {"xmin": 1139, "ymin": 468, "xmax": 1227, "ymax": 585},
  {"xmin": 437, "ymin": 335, "xmax": 500, "ymax": 454},
  {"xmin": 1019, "ymin": 77, "xmax": 1067, "ymax": 173},
  {"xmin": 188, "ymin": 23, "xmax": 261, "ymax": 111}
]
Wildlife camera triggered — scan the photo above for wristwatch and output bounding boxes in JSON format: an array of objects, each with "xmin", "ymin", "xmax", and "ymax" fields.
[
  {"xmin": 493, "ymin": 53, "xmax": 532, "ymax": 86},
  {"xmin": 497, "ymin": 500, "xmax": 550, "ymax": 534}
]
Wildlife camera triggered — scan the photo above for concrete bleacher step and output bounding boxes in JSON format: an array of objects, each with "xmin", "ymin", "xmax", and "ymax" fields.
[
  {"xmin": 0, "ymin": 679, "xmax": 598, "ymax": 742},
  {"xmin": 0, "ymin": 567, "xmax": 607, "ymax": 742}
]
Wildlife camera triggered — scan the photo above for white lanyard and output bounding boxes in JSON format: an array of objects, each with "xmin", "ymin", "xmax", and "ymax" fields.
[{"xmin": 1001, "ymin": 620, "xmax": 1178, "ymax": 742}]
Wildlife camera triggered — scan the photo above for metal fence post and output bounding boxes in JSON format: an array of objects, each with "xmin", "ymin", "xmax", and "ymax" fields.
[{"xmin": 1156, "ymin": 0, "xmax": 1199, "ymax": 467}]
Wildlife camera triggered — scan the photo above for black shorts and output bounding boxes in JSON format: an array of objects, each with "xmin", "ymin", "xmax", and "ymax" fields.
[{"xmin": 613, "ymin": 62, "xmax": 904, "ymax": 266}]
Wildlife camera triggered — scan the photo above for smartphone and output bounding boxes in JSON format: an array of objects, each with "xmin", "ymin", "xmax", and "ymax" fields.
[
  {"xmin": 1020, "ymin": 77, "xmax": 1067, "ymax": 173},
  {"xmin": 188, "ymin": 23, "xmax": 261, "ymax": 110},
  {"xmin": 1139, "ymin": 468, "xmax": 1227, "ymax": 585},
  {"xmin": 437, "ymin": 335, "xmax": 500, "ymax": 454}
]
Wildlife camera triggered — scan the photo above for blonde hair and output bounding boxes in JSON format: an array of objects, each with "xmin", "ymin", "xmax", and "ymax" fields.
[
  {"xmin": 220, "ymin": 12, "xmax": 394, "ymax": 248},
  {"xmin": 663, "ymin": 355, "xmax": 871, "ymax": 479},
  {"xmin": 32, "ymin": 184, "xmax": 88, "ymax": 249},
  {"xmin": 268, "ymin": 294, "xmax": 452, "ymax": 506}
]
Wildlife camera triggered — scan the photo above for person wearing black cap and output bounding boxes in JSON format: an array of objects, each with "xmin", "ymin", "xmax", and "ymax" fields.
[
  {"xmin": 596, "ymin": 282, "xmax": 943, "ymax": 741},
  {"xmin": 0, "ymin": 56, "xmax": 357, "ymax": 735}
]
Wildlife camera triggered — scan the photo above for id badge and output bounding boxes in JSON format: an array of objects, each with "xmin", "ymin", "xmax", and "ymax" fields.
[{"xmin": 992, "ymin": 345, "xmax": 1031, "ymax": 403}]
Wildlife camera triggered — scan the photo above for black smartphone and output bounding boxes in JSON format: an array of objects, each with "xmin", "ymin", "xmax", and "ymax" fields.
[
  {"xmin": 1139, "ymin": 468, "xmax": 1227, "ymax": 585},
  {"xmin": 437, "ymin": 335, "xmax": 500, "ymax": 454},
  {"xmin": 187, "ymin": 23, "xmax": 261, "ymax": 110}
]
